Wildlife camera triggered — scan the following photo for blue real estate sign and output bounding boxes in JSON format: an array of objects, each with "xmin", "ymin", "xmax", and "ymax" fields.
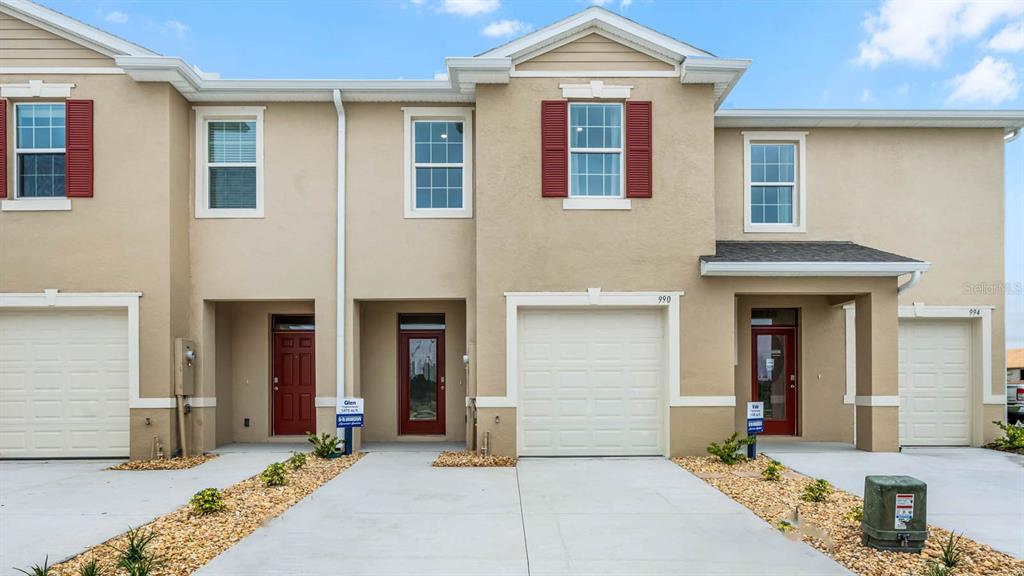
[
  {"xmin": 746, "ymin": 401, "xmax": 764, "ymax": 435},
  {"xmin": 336, "ymin": 398, "xmax": 364, "ymax": 429}
]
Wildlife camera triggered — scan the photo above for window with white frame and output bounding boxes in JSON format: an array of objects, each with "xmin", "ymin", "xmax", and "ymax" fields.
[
  {"xmin": 743, "ymin": 132, "xmax": 807, "ymax": 232},
  {"xmin": 403, "ymin": 107, "xmax": 473, "ymax": 218},
  {"xmin": 15, "ymin": 102, "xmax": 66, "ymax": 198},
  {"xmin": 195, "ymin": 106, "xmax": 264, "ymax": 218},
  {"xmin": 569, "ymin": 102, "xmax": 622, "ymax": 197}
]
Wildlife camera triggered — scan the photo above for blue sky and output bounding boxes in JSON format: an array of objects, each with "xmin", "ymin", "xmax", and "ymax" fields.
[{"xmin": 41, "ymin": 0, "xmax": 1024, "ymax": 346}]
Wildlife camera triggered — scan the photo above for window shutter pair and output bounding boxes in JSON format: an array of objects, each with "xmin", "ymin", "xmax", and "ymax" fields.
[
  {"xmin": 540, "ymin": 99, "xmax": 652, "ymax": 199},
  {"xmin": 0, "ymin": 99, "xmax": 92, "ymax": 199}
]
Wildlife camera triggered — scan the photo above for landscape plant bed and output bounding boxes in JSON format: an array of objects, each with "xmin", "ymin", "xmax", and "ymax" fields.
[
  {"xmin": 674, "ymin": 455, "xmax": 1023, "ymax": 576},
  {"xmin": 107, "ymin": 454, "xmax": 218, "ymax": 471},
  {"xmin": 50, "ymin": 452, "xmax": 363, "ymax": 576},
  {"xmin": 432, "ymin": 450, "xmax": 517, "ymax": 467},
  {"xmin": 983, "ymin": 442, "xmax": 1024, "ymax": 455}
]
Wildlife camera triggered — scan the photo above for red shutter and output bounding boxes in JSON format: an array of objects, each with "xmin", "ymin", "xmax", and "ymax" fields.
[
  {"xmin": 65, "ymin": 99, "xmax": 93, "ymax": 198},
  {"xmin": 541, "ymin": 100, "xmax": 568, "ymax": 198},
  {"xmin": 0, "ymin": 99, "xmax": 7, "ymax": 198},
  {"xmin": 625, "ymin": 100, "xmax": 652, "ymax": 198}
]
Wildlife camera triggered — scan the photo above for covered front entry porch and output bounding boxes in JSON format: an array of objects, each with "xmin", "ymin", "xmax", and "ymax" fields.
[{"xmin": 701, "ymin": 240, "xmax": 933, "ymax": 452}]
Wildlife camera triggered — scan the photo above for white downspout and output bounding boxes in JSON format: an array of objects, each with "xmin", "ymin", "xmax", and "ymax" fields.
[
  {"xmin": 333, "ymin": 89, "xmax": 346, "ymax": 422},
  {"xmin": 897, "ymin": 270, "xmax": 922, "ymax": 294}
]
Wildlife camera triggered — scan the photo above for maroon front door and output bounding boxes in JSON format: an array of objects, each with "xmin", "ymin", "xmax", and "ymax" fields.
[
  {"xmin": 751, "ymin": 327, "xmax": 797, "ymax": 435},
  {"xmin": 273, "ymin": 331, "xmax": 316, "ymax": 435},
  {"xmin": 399, "ymin": 330, "xmax": 445, "ymax": 435}
]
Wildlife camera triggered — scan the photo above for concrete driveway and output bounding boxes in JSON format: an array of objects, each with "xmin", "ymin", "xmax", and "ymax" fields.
[
  {"xmin": 0, "ymin": 444, "xmax": 295, "ymax": 572},
  {"xmin": 199, "ymin": 447, "xmax": 847, "ymax": 576},
  {"xmin": 764, "ymin": 442, "xmax": 1024, "ymax": 559}
]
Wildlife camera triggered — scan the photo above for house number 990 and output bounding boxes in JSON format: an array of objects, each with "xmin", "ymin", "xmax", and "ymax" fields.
[{"xmin": 658, "ymin": 295, "xmax": 672, "ymax": 304}]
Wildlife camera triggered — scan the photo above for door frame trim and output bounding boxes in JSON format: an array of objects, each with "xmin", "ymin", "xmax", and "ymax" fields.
[
  {"xmin": 750, "ymin": 325, "xmax": 798, "ymax": 435},
  {"xmin": 397, "ymin": 328, "xmax": 446, "ymax": 436}
]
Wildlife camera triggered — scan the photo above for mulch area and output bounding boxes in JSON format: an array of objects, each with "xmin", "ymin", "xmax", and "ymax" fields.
[
  {"xmin": 674, "ymin": 455, "xmax": 1023, "ymax": 576},
  {"xmin": 983, "ymin": 443, "xmax": 1024, "ymax": 455},
  {"xmin": 432, "ymin": 450, "xmax": 517, "ymax": 467},
  {"xmin": 107, "ymin": 454, "xmax": 218, "ymax": 471},
  {"xmin": 51, "ymin": 452, "xmax": 363, "ymax": 576}
]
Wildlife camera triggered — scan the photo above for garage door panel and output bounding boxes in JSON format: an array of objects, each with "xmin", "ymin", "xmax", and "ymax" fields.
[
  {"xmin": 519, "ymin": 308, "xmax": 665, "ymax": 456},
  {"xmin": 899, "ymin": 319, "xmax": 972, "ymax": 447},
  {"xmin": 0, "ymin": 309, "xmax": 130, "ymax": 458}
]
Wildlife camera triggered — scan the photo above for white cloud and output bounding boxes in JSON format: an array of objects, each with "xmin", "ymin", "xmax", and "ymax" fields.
[
  {"xmin": 102, "ymin": 10, "xmax": 128, "ymax": 24},
  {"xmin": 988, "ymin": 20, "xmax": 1024, "ymax": 52},
  {"xmin": 440, "ymin": 0, "xmax": 499, "ymax": 16},
  {"xmin": 948, "ymin": 56, "xmax": 1020, "ymax": 104},
  {"xmin": 588, "ymin": 0, "xmax": 614, "ymax": 5},
  {"xmin": 482, "ymin": 19, "xmax": 532, "ymax": 38},
  {"xmin": 857, "ymin": 0, "xmax": 1023, "ymax": 68},
  {"xmin": 860, "ymin": 89, "xmax": 873, "ymax": 103},
  {"xmin": 894, "ymin": 82, "xmax": 910, "ymax": 96},
  {"xmin": 620, "ymin": 0, "xmax": 633, "ymax": 8},
  {"xmin": 162, "ymin": 20, "xmax": 189, "ymax": 39}
]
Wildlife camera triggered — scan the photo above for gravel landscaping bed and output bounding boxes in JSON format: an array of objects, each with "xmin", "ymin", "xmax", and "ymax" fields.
[
  {"xmin": 675, "ymin": 455, "xmax": 1024, "ymax": 576},
  {"xmin": 432, "ymin": 450, "xmax": 517, "ymax": 467},
  {"xmin": 107, "ymin": 454, "xmax": 218, "ymax": 471},
  {"xmin": 983, "ymin": 443, "xmax": 1024, "ymax": 455},
  {"xmin": 48, "ymin": 452, "xmax": 363, "ymax": 576}
]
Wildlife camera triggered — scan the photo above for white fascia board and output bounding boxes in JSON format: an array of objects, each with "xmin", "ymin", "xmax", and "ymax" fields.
[
  {"xmin": 715, "ymin": 109, "xmax": 1024, "ymax": 134},
  {"xmin": 0, "ymin": 0, "xmax": 156, "ymax": 57},
  {"xmin": 479, "ymin": 6, "xmax": 711, "ymax": 61},
  {"xmin": 699, "ymin": 260, "xmax": 933, "ymax": 277},
  {"xmin": 680, "ymin": 58, "xmax": 750, "ymax": 109}
]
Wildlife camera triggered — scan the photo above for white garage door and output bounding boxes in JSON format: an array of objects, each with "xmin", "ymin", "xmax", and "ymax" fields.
[
  {"xmin": 0, "ymin": 309, "xmax": 130, "ymax": 458},
  {"xmin": 898, "ymin": 319, "xmax": 972, "ymax": 446},
  {"xmin": 518, "ymin": 308, "xmax": 664, "ymax": 456}
]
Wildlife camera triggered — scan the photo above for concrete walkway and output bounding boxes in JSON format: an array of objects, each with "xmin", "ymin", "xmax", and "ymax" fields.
[
  {"xmin": 764, "ymin": 442, "xmax": 1024, "ymax": 559},
  {"xmin": 0, "ymin": 444, "xmax": 295, "ymax": 571},
  {"xmin": 199, "ymin": 449, "xmax": 848, "ymax": 576}
]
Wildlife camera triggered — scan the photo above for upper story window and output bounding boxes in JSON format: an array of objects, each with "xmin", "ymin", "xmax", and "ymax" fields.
[
  {"xmin": 569, "ymin": 103, "xmax": 622, "ymax": 198},
  {"xmin": 15, "ymin": 103, "xmax": 66, "ymax": 198},
  {"xmin": 403, "ymin": 107, "xmax": 473, "ymax": 219},
  {"xmin": 195, "ymin": 106, "xmax": 264, "ymax": 219},
  {"xmin": 743, "ymin": 131, "xmax": 807, "ymax": 233}
]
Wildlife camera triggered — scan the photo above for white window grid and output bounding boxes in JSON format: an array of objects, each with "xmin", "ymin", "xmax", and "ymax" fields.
[
  {"xmin": 568, "ymin": 102, "xmax": 624, "ymax": 198},
  {"xmin": 194, "ymin": 106, "xmax": 265, "ymax": 219},
  {"xmin": 13, "ymin": 102, "xmax": 66, "ymax": 199},
  {"xmin": 412, "ymin": 120, "xmax": 464, "ymax": 210},
  {"xmin": 742, "ymin": 131, "xmax": 808, "ymax": 233}
]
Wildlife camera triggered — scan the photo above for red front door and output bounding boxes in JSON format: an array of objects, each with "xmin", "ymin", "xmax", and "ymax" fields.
[
  {"xmin": 273, "ymin": 331, "xmax": 316, "ymax": 435},
  {"xmin": 751, "ymin": 327, "xmax": 797, "ymax": 435},
  {"xmin": 399, "ymin": 330, "xmax": 445, "ymax": 435}
]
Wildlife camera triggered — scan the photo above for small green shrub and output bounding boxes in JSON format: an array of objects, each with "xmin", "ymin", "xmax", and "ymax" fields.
[
  {"xmin": 261, "ymin": 462, "xmax": 288, "ymax": 487},
  {"xmin": 307, "ymin": 431, "xmax": 342, "ymax": 458},
  {"xmin": 845, "ymin": 504, "xmax": 863, "ymax": 523},
  {"xmin": 761, "ymin": 459, "xmax": 783, "ymax": 481},
  {"xmin": 992, "ymin": 420, "xmax": 1024, "ymax": 450},
  {"xmin": 78, "ymin": 559, "xmax": 101, "ymax": 576},
  {"xmin": 801, "ymin": 478, "xmax": 833, "ymax": 502},
  {"xmin": 14, "ymin": 557, "xmax": 51, "ymax": 576},
  {"xmin": 938, "ymin": 531, "xmax": 964, "ymax": 569},
  {"xmin": 189, "ymin": 487, "xmax": 226, "ymax": 515},
  {"xmin": 287, "ymin": 451, "xmax": 307, "ymax": 470},
  {"xmin": 121, "ymin": 554, "xmax": 162, "ymax": 576},
  {"xmin": 706, "ymin": 433, "xmax": 755, "ymax": 465},
  {"xmin": 776, "ymin": 519, "xmax": 795, "ymax": 533},
  {"xmin": 110, "ymin": 526, "xmax": 162, "ymax": 576}
]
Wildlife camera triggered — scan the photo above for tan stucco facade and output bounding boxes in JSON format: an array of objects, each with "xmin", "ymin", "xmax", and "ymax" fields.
[{"xmin": 0, "ymin": 8, "xmax": 1013, "ymax": 459}]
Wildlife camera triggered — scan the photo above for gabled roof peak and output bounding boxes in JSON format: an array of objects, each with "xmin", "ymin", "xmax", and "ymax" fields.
[
  {"xmin": 0, "ymin": 0, "xmax": 156, "ymax": 57},
  {"xmin": 478, "ymin": 6, "xmax": 713, "ymax": 63}
]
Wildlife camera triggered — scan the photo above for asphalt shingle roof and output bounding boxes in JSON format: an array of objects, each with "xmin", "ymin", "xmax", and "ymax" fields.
[{"xmin": 699, "ymin": 241, "xmax": 923, "ymax": 263}]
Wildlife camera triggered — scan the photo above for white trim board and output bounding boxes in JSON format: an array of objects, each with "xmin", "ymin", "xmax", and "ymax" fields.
[
  {"xmin": 742, "ymin": 131, "xmax": 807, "ymax": 233},
  {"xmin": 0, "ymin": 67, "xmax": 124, "ymax": 75},
  {"xmin": 0, "ymin": 290, "xmax": 167, "ymax": 409},
  {"xmin": 700, "ymin": 261, "xmax": 933, "ymax": 277},
  {"xmin": 402, "ymin": 107, "xmax": 474, "ymax": 219},
  {"xmin": 193, "ymin": 106, "xmax": 266, "ymax": 219}
]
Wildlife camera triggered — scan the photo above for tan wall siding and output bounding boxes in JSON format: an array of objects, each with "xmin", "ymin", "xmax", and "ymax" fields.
[
  {"xmin": 715, "ymin": 128, "xmax": 1006, "ymax": 402},
  {"xmin": 357, "ymin": 300, "xmax": 467, "ymax": 443},
  {"xmin": 0, "ymin": 13, "xmax": 115, "ymax": 67},
  {"xmin": 515, "ymin": 33, "xmax": 675, "ymax": 72}
]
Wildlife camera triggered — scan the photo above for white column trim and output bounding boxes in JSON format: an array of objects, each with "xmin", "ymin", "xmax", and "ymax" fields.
[
  {"xmin": 316, "ymin": 396, "xmax": 337, "ymax": 408},
  {"xmin": 670, "ymin": 396, "xmax": 736, "ymax": 407},
  {"xmin": 855, "ymin": 395, "xmax": 900, "ymax": 407},
  {"xmin": 0, "ymin": 291, "xmax": 163, "ymax": 409},
  {"xmin": 843, "ymin": 304, "xmax": 856, "ymax": 405},
  {"xmin": 333, "ymin": 90, "xmax": 347, "ymax": 416},
  {"xmin": 187, "ymin": 397, "xmax": 217, "ymax": 408}
]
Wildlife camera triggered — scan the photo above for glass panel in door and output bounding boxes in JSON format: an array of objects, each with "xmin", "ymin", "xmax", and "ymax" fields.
[
  {"xmin": 408, "ymin": 337, "xmax": 438, "ymax": 421},
  {"xmin": 756, "ymin": 333, "xmax": 788, "ymax": 422}
]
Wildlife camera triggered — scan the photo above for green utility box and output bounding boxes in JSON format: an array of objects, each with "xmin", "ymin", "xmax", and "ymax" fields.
[{"xmin": 862, "ymin": 475, "xmax": 928, "ymax": 552}]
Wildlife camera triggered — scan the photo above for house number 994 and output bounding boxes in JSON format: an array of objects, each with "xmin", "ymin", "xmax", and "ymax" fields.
[{"xmin": 658, "ymin": 295, "xmax": 672, "ymax": 304}]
